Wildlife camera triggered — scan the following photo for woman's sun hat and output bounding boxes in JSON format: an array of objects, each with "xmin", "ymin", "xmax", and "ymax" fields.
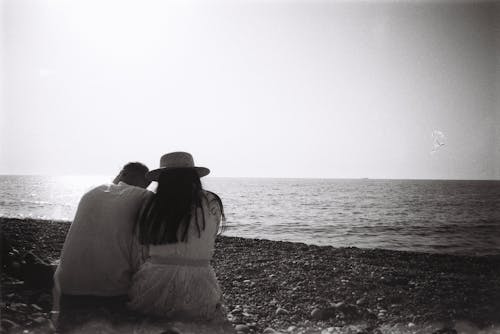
[{"xmin": 146, "ymin": 152, "xmax": 210, "ymax": 181}]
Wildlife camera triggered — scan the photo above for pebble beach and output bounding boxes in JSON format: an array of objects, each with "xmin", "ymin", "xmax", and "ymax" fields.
[{"xmin": 1, "ymin": 218, "xmax": 500, "ymax": 334}]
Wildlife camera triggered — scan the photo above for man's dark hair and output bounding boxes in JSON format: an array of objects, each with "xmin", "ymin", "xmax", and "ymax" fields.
[
  {"xmin": 114, "ymin": 162, "xmax": 149, "ymax": 188},
  {"xmin": 121, "ymin": 162, "xmax": 149, "ymax": 178}
]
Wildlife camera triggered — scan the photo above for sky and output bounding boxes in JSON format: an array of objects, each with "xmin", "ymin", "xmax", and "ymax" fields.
[{"xmin": 1, "ymin": 0, "xmax": 499, "ymax": 179}]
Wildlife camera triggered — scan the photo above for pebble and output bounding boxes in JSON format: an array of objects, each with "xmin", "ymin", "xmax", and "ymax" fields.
[
  {"xmin": 356, "ymin": 297, "xmax": 366, "ymax": 305},
  {"xmin": 333, "ymin": 301, "xmax": 345, "ymax": 308},
  {"xmin": 235, "ymin": 324, "xmax": 250, "ymax": 333},
  {"xmin": 275, "ymin": 307, "xmax": 289, "ymax": 315},
  {"xmin": 1, "ymin": 319, "xmax": 20, "ymax": 330},
  {"xmin": 311, "ymin": 308, "xmax": 325, "ymax": 320},
  {"xmin": 432, "ymin": 328, "xmax": 458, "ymax": 334},
  {"xmin": 263, "ymin": 328, "xmax": 278, "ymax": 334},
  {"xmin": 31, "ymin": 304, "xmax": 43, "ymax": 311},
  {"xmin": 231, "ymin": 308, "xmax": 243, "ymax": 315},
  {"xmin": 377, "ymin": 310, "xmax": 387, "ymax": 318},
  {"xmin": 160, "ymin": 327, "xmax": 182, "ymax": 334},
  {"xmin": 33, "ymin": 317, "xmax": 46, "ymax": 324}
]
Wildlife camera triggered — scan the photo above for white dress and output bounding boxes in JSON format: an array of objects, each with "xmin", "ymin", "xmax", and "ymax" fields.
[{"xmin": 128, "ymin": 191, "xmax": 225, "ymax": 321}]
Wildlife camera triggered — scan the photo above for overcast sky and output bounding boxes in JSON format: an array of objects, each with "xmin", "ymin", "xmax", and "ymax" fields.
[{"xmin": 1, "ymin": 0, "xmax": 499, "ymax": 179}]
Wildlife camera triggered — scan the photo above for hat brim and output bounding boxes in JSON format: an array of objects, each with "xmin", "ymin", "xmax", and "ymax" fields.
[{"xmin": 146, "ymin": 167, "xmax": 210, "ymax": 182}]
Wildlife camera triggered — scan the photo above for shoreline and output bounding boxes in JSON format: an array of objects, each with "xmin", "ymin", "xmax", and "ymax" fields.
[
  {"xmin": 1, "ymin": 216, "xmax": 497, "ymax": 258},
  {"xmin": 1, "ymin": 218, "xmax": 500, "ymax": 333}
]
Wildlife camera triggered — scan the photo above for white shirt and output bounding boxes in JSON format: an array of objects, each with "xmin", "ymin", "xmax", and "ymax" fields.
[{"xmin": 54, "ymin": 182, "xmax": 152, "ymax": 296}]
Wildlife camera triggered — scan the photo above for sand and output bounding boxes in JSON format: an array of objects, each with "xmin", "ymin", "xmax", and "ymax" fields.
[{"xmin": 1, "ymin": 217, "xmax": 500, "ymax": 334}]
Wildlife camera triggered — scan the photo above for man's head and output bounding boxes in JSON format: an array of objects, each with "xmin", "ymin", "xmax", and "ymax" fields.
[{"xmin": 113, "ymin": 162, "xmax": 150, "ymax": 188}]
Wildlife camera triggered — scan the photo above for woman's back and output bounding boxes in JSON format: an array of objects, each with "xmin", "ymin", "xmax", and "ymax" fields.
[
  {"xmin": 129, "ymin": 152, "xmax": 227, "ymax": 322},
  {"xmin": 129, "ymin": 189, "xmax": 225, "ymax": 321},
  {"xmin": 147, "ymin": 190, "xmax": 222, "ymax": 260}
]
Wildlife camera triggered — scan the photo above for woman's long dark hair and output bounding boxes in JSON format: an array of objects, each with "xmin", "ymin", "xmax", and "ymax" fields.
[{"xmin": 137, "ymin": 168, "xmax": 224, "ymax": 245}]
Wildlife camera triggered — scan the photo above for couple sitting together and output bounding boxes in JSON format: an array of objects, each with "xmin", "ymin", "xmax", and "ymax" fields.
[{"xmin": 53, "ymin": 152, "xmax": 227, "ymax": 331}]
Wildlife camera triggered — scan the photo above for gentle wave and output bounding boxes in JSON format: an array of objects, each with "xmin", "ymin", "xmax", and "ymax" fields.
[{"xmin": 1, "ymin": 176, "xmax": 500, "ymax": 256}]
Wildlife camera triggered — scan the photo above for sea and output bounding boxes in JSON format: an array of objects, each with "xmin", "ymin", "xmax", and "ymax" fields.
[{"xmin": 1, "ymin": 175, "xmax": 499, "ymax": 256}]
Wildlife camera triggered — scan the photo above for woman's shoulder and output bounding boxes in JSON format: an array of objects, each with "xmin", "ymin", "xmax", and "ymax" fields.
[
  {"xmin": 201, "ymin": 190, "xmax": 223, "ymax": 217},
  {"xmin": 202, "ymin": 190, "xmax": 221, "ymax": 201}
]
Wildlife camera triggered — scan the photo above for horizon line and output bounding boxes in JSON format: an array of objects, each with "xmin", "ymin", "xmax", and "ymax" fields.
[{"xmin": 0, "ymin": 174, "xmax": 499, "ymax": 182}]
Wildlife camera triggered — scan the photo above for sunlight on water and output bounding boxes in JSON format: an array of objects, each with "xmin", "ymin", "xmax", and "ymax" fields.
[
  {"xmin": 0, "ymin": 175, "xmax": 112, "ymax": 221},
  {"xmin": 56, "ymin": 175, "xmax": 112, "ymax": 190}
]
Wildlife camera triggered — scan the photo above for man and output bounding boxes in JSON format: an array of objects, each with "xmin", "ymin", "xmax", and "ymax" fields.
[{"xmin": 53, "ymin": 162, "xmax": 152, "ymax": 330}]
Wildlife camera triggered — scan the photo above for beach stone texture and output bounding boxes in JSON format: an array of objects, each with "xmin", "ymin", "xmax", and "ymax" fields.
[{"xmin": 1, "ymin": 218, "xmax": 500, "ymax": 334}]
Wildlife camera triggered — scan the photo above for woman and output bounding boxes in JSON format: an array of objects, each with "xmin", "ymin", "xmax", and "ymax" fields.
[{"xmin": 128, "ymin": 152, "xmax": 226, "ymax": 321}]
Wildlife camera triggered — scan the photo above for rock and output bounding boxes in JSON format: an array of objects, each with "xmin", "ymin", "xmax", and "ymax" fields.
[
  {"xmin": 235, "ymin": 324, "xmax": 250, "ymax": 333},
  {"xmin": 231, "ymin": 308, "xmax": 243, "ymax": 315},
  {"xmin": 1, "ymin": 319, "xmax": 20, "ymax": 331},
  {"xmin": 160, "ymin": 326, "xmax": 182, "ymax": 334},
  {"xmin": 228, "ymin": 314, "xmax": 243, "ymax": 324},
  {"xmin": 356, "ymin": 297, "xmax": 367, "ymax": 305},
  {"xmin": 263, "ymin": 328, "xmax": 278, "ymax": 334},
  {"xmin": 311, "ymin": 307, "xmax": 336, "ymax": 320},
  {"xmin": 311, "ymin": 308, "xmax": 324, "ymax": 320},
  {"xmin": 432, "ymin": 328, "xmax": 457, "ymax": 334},
  {"xmin": 33, "ymin": 316, "xmax": 47, "ymax": 324},
  {"xmin": 31, "ymin": 304, "xmax": 43, "ymax": 311},
  {"xmin": 337, "ymin": 303, "xmax": 360, "ymax": 319},
  {"xmin": 287, "ymin": 326, "xmax": 297, "ymax": 332},
  {"xmin": 333, "ymin": 301, "xmax": 345, "ymax": 308},
  {"xmin": 24, "ymin": 251, "xmax": 46, "ymax": 265},
  {"xmin": 275, "ymin": 307, "xmax": 289, "ymax": 315},
  {"xmin": 46, "ymin": 319, "xmax": 57, "ymax": 332}
]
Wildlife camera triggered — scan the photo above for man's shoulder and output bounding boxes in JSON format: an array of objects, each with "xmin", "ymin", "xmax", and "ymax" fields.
[
  {"xmin": 80, "ymin": 184, "xmax": 109, "ymax": 199},
  {"xmin": 121, "ymin": 184, "xmax": 153, "ymax": 196},
  {"xmin": 82, "ymin": 184, "xmax": 152, "ymax": 200},
  {"xmin": 119, "ymin": 185, "xmax": 155, "ymax": 204}
]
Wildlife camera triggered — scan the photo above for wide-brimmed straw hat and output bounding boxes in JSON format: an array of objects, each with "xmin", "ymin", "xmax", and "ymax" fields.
[{"xmin": 146, "ymin": 152, "xmax": 210, "ymax": 181}]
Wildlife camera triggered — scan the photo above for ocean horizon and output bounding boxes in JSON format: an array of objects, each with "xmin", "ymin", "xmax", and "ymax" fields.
[{"xmin": 1, "ymin": 175, "xmax": 499, "ymax": 257}]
